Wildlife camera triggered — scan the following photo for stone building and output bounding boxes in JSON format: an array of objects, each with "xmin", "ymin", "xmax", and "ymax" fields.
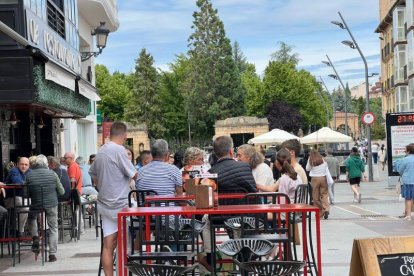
[{"xmin": 214, "ymin": 116, "xmax": 269, "ymax": 147}]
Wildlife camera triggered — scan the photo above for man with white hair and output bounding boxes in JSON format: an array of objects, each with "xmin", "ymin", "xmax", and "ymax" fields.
[{"xmin": 26, "ymin": 154, "xmax": 65, "ymax": 262}]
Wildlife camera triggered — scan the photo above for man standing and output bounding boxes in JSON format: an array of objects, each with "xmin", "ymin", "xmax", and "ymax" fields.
[
  {"xmin": 48, "ymin": 156, "xmax": 71, "ymax": 202},
  {"xmin": 4, "ymin": 157, "xmax": 31, "ymax": 237},
  {"xmin": 64, "ymin": 152, "xmax": 82, "ymax": 194},
  {"xmin": 324, "ymin": 149, "xmax": 340, "ymax": 205},
  {"xmin": 136, "ymin": 139, "xmax": 182, "ymax": 196},
  {"xmin": 89, "ymin": 122, "xmax": 138, "ymax": 276},
  {"xmin": 26, "ymin": 155, "xmax": 64, "ymax": 262}
]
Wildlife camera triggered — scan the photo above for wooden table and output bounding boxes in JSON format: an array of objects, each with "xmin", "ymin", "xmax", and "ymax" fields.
[{"xmin": 117, "ymin": 203, "xmax": 322, "ymax": 276}]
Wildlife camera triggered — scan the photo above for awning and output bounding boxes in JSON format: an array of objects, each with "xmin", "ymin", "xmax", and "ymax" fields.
[
  {"xmin": 45, "ymin": 61, "xmax": 76, "ymax": 91},
  {"xmin": 78, "ymin": 78, "xmax": 101, "ymax": 101}
]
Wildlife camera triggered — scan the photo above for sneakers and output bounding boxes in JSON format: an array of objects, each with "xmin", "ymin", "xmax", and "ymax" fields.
[
  {"xmin": 403, "ymin": 216, "xmax": 412, "ymax": 221},
  {"xmin": 31, "ymin": 236, "xmax": 39, "ymax": 254},
  {"xmin": 49, "ymin": 255, "xmax": 57, "ymax": 262}
]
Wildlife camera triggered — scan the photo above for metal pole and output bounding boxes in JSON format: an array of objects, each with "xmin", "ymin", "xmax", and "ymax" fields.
[
  {"xmin": 338, "ymin": 11, "xmax": 373, "ymax": 181},
  {"xmin": 325, "ymin": 55, "xmax": 349, "ymax": 150},
  {"xmin": 318, "ymin": 77, "xmax": 332, "ymax": 127},
  {"xmin": 0, "ymin": 20, "xmax": 28, "ymax": 47},
  {"xmin": 187, "ymin": 111, "xmax": 191, "ymax": 146}
]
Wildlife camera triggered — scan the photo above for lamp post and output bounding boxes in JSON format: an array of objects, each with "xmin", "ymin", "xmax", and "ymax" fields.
[
  {"xmin": 319, "ymin": 76, "xmax": 336, "ymax": 129},
  {"xmin": 81, "ymin": 22, "xmax": 110, "ymax": 62},
  {"xmin": 332, "ymin": 11, "xmax": 373, "ymax": 182},
  {"xmin": 322, "ymin": 55, "xmax": 349, "ymax": 150}
]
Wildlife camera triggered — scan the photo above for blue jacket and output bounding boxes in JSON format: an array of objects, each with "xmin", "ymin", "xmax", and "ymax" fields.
[
  {"xmin": 5, "ymin": 167, "xmax": 32, "ymax": 197},
  {"xmin": 396, "ymin": 154, "xmax": 414, "ymax": 185}
]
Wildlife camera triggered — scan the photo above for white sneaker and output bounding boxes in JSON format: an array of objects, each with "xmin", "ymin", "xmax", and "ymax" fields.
[{"xmin": 404, "ymin": 216, "xmax": 412, "ymax": 221}]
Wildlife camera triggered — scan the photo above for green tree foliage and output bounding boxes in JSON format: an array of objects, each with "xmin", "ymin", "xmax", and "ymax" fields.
[
  {"xmin": 270, "ymin": 42, "xmax": 300, "ymax": 64},
  {"xmin": 232, "ymin": 41, "xmax": 249, "ymax": 74},
  {"xmin": 95, "ymin": 64, "xmax": 131, "ymax": 121},
  {"xmin": 125, "ymin": 48, "xmax": 165, "ymax": 138},
  {"xmin": 261, "ymin": 60, "xmax": 327, "ymax": 130},
  {"xmin": 159, "ymin": 54, "xmax": 189, "ymax": 142},
  {"xmin": 242, "ymin": 64, "xmax": 263, "ymax": 116},
  {"xmin": 186, "ymin": 0, "xmax": 245, "ymax": 138}
]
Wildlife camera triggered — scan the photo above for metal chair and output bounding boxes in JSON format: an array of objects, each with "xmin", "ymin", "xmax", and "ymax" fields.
[
  {"xmin": 126, "ymin": 262, "xmax": 198, "ymax": 276},
  {"xmin": 235, "ymin": 259, "xmax": 305, "ymax": 276},
  {"xmin": 241, "ymin": 192, "xmax": 293, "ymax": 260},
  {"xmin": 217, "ymin": 238, "xmax": 274, "ymax": 276}
]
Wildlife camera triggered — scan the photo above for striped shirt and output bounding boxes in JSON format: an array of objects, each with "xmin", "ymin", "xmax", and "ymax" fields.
[{"xmin": 135, "ymin": 160, "xmax": 182, "ymax": 195}]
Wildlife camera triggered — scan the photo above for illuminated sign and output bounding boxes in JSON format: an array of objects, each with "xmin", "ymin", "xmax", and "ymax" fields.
[{"xmin": 25, "ymin": 9, "xmax": 81, "ymax": 75}]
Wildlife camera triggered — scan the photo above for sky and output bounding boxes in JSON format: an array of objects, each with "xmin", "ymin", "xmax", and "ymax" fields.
[{"xmin": 97, "ymin": 0, "xmax": 381, "ymax": 92}]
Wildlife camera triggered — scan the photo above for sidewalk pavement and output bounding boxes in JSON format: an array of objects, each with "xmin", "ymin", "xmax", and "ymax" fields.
[{"xmin": 0, "ymin": 163, "xmax": 411, "ymax": 276}]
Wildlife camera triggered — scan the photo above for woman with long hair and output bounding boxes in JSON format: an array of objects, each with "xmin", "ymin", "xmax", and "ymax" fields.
[
  {"xmin": 306, "ymin": 149, "xmax": 330, "ymax": 219},
  {"xmin": 237, "ymin": 144, "xmax": 274, "ymax": 191}
]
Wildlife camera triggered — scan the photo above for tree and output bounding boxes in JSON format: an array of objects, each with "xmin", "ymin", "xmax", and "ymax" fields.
[
  {"xmin": 266, "ymin": 101, "xmax": 303, "ymax": 133},
  {"xmin": 124, "ymin": 48, "xmax": 165, "ymax": 138},
  {"xmin": 270, "ymin": 42, "xmax": 300, "ymax": 64},
  {"xmin": 95, "ymin": 65, "xmax": 131, "ymax": 121},
  {"xmin": 232, "ymin": 41, "xmax": 249, "ymax": 74},
  {"xmin": 242, "ymin": 64, "xmax": 263, "ymax": 116},
  {"xmin": 186, "ymin": 0, "xmax": 245, "ymax": 138},
  {"xmin": 260, "ymin": 60, "xmax": 327, "ymax": 131},
  {"xmin": 159, "ymin": 54, "xmax": 189, "ymax": 142}
]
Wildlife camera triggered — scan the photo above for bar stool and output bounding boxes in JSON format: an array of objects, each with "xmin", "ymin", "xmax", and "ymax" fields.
[
  {"xmin": 57, "ymin": 200, "xmax": 72, "ymax": 243},
  {"xmin": 234, "ymin": 259, "xmax": 305, "ymax": 276},
  {"xmin": 126, "ymin": 262, "xmax": 198, "ymax": 276}
]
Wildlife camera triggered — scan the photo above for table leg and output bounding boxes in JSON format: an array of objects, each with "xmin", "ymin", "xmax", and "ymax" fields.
[
  {"xmin": 117, "ymin": 214, "xmax": 126, "ymax": 276},
  {"xmin": 302, "ymin": 211, "xmax": 308, "ymax": 276},
  {"xmin": 315, "ymin": 210, "xmax": 322, "ymax": 276}
]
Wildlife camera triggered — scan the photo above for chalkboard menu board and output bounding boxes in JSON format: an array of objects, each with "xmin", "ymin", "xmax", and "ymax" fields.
[{"xmin": 378, "ymin": 253, "xmax": 414, "ymax": 275}]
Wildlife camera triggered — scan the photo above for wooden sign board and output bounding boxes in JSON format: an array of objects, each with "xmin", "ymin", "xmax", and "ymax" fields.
[{"xmin": 349, "ymin": 236, "xmax": 414, "ymax": 276}]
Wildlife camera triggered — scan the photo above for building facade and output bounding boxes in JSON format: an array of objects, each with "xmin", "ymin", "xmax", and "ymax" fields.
[
  {"xmin": 376, "ymin": 0, "xmax": 414, "ymax": 116},
  {"xmin": 0, "ymin": 0, "xmax": 118, "ymax": 176}
]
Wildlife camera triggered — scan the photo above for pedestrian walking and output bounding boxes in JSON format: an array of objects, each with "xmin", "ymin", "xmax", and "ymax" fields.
[
  {"xmin": 324, "ymin": 149, "xmax": 340, "ymax": 205},
  {"xmin": 346, "ymin": 147, "xmax": 366, "ymax": 203},
  {"xmin": 395, "ymin": 143, "xmax": 414, "ymax": 220},
  {"xmin": 306, "ymin": 149, "xmax": 330, "ymax": 219},
  {"xmin": 89, "ymin": 122, "xmax": 138, "ymax": 276}
]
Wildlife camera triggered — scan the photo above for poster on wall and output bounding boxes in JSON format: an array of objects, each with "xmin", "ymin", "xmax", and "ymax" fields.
[{"xmin": 386, "ymin": 112, "xmax": 414, "ymax": 176}]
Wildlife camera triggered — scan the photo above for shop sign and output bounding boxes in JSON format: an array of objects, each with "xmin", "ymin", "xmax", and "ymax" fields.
[{"xmin": 26, "ymin": 9, "xmax": 81, "ymax": 75}]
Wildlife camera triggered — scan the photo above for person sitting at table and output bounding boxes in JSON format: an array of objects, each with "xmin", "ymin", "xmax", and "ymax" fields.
[
  {"xmin": 135, "ymin": 150, "xmax": 152, "ymax": 172},
  {"xmin": 26, "ymin": 154, "xmax": 65, "ymax": 262},
  {"xmin": 281, "ymin": 139, "xmax": 308, "ymax": 185},
  {"xmin": 4, "ymin": 156, "xmax": 31, "ymax": 237},
  {"xmin": 200, "ymin": 136, "xmax": 257, "ymax": 271},
  {"xmin": 182, "ymin": 147, "xmax": 204, "ymax": 183},
  {"xmin": 135, "ymin": 139, "xmax": 183, "ymax": 196},
  {"xmin": 256, "ymin": 148, "xmax": 302, "ymax": 202},
  {"xmin": 76, "ymin": 156, "xmax": 98, "ymax": 196},
  {"xmin": 47, "ymin": 156, "xmax": 71, "ymax": 202},
  {"xmin": 236, "ymin": 144, "xmax": 274, "ymax": 190}
]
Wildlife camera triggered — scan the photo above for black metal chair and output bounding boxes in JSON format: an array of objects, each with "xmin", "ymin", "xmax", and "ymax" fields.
[
  {"xmin": 127, "ymin": 199, "xmax": 199, "ymax": 267},
  {"xmin": 217, "ymin": 238, "xmax": 274, "ymax": 276},
  {"xmin": 235, "ymin": 259, "xmax": 305, "ymax": 276},
  {"xmin": 69, "ymin": 189, "xmax": 82, "ymax": 241},
  {"xmin": 240, "ymin": 192, "xmax": 293, "ymax": 260},
  {"xmin": 292, "ymin": 183, "xmax": 317, "ymax": 276},
  {"xmin": 126, "ymin": 262, "xmax": 198, "ymax": 276}
]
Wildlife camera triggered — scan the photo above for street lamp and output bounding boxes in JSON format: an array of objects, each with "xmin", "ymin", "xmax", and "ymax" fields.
[
  {"xmin": 81, "ymin": 22, "xmax": 110, "ymax": 62},
  {"xmin": 322, "ymin": 54, "xmax": 349, "ymax": 150},
  {"xmin": 332, "ymin": 11, "xmax": 373, "ymax": 182},
  {"xmin": 319, "ymin": 76, "xmax": 336, "ymax": 129}
]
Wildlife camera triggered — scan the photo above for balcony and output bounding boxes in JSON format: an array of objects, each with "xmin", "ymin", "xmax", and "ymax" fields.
[{"xmin": 78, "ymin": 0, "xmax": 119, "ymax": 32}]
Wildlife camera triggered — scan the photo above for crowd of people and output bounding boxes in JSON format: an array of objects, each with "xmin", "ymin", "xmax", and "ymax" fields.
[
  {"xmin": 0, "ymin": 150, "xmax": 101, "ymax": 262},
  {"xmin": 0, "ymin": 120, "xmax": 396, "ymax": 273}
]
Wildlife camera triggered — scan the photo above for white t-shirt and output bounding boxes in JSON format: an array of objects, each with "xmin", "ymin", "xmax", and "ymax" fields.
[
  {"xmin": 278, "ymin": 174, "xmax": 302, "ymax": 203},
  {"xmin": 371, "ymin": 144, "xmax": 379, "ymax": 153},
  {"xmin": 253, "ymin": 163, "xmax": 274, "ymax": 186}
]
